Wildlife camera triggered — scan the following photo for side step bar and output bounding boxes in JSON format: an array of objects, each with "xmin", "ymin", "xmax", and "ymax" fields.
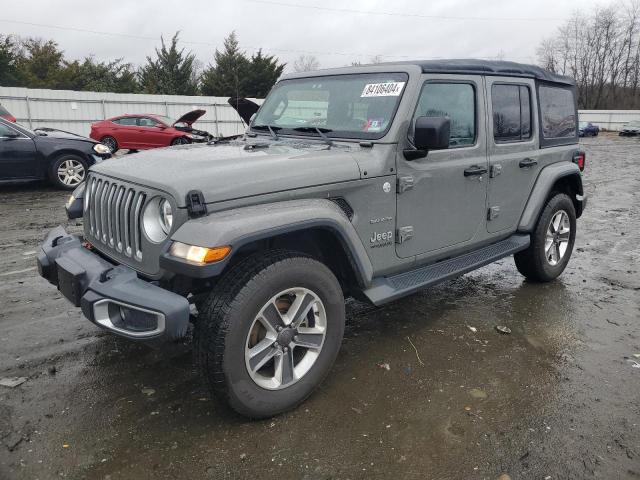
[{"xmin": 362, "ymin": 234, "xmax": 530, "ymax": 306}]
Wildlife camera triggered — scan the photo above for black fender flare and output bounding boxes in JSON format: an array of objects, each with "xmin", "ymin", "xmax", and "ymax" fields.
[{"xmin": 161, "ymin": 199, "xmax": 374, "ymax": 286}]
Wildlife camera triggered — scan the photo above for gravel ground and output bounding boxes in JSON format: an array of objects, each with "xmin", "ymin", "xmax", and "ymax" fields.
[{"xmin": 0, "ymin": 134, "xmax": 638, "ymax": 480}]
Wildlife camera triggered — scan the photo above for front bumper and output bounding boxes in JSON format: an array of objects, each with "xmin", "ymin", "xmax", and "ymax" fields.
[{"xmin": 37, "ymin": 226, "xmax": 190, "ymax": 341}]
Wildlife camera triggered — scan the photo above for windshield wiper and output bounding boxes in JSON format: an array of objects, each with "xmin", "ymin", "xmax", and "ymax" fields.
[
  {"xmin": 292, "ymin": 126, "xmax": 333, "ymax": 146},
  {"xmin": 252, "ymin": 124, "xmax": 281, "ymax": 140}
]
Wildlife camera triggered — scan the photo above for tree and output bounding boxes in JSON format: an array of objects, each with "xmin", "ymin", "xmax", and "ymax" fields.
[
  {"xmin": 293, "ymin": 55, "xmax": 319, "ymax": 72},
  {"xmin": 537, "ymin": 2, "xmax": 640, "ymax": 109},
  {"xmin": 245, "ymin": 49, "xmax": 285, "ymax": 97},
  {"xmin": 15, "ymin": 38, "xmax": 65, "ymax": 88},
  {"xmin": 200, "ymin": 32, "xmax": 250, "ymax": 96},
  {"xmin": 0, "ymin": 35, "xmax": 22, "ymax": 86},
  {"xmin": 58, "ymin": 57, "xmax": 139, "ymax": 93},
  {"xmin": 139, "ymin": 32, "xmax": 198, "ymax": 95}
]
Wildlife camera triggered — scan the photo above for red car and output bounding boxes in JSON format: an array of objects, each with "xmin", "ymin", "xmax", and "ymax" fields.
[
  {"xmin": 0, "ymin": 104, "xmax": 16, "ymax": 122},
  {"xmin": 89, "ymin": 110, "xmax": 211, "ymax": 153}
]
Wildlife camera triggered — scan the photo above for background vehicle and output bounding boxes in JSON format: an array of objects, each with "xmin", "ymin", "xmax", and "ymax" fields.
[
  {"xmin": 0, "ymin": 118, "xmax": 111, "ymax": 189},
  {"xmin": 0, "ymin": 104, "xmax": 16, "ymax": 122},
  {"xmin": 619, "ymin": 120, "xmax": 640, "ymax": 136},
  {"xmin": 38, "ymin": 60, "xmax": 586, "ymax": 418},
  {"xmin": 579, "ymin": 121, "xmax": 599, "ymax": 136},
  {"xmin": 90, "ymin": 110, "xmax": 211, "ymax": 152}
]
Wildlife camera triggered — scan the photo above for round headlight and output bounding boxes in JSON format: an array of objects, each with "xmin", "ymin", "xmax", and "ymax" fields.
[
  {"xmin": 142, "ymin": 197, "xmax": 173, "ymax": 243},
  {"xmin": 159, "ymin": 198, "xmax": 173, "ymax": 234}
]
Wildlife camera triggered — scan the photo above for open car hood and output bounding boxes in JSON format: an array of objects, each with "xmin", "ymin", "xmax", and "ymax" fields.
[
  {"xmin": 228, "ymin": 97, "xmax": 260, "ymax": 125},
  {"xmin": 174, "ymin": 109, "xmax": 206, "ymax": 126}
]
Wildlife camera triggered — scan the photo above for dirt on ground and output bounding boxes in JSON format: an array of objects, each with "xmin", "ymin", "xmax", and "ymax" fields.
[{"xmin": 0, "ymin": 134, "xmax": 638, "ymax": 480}]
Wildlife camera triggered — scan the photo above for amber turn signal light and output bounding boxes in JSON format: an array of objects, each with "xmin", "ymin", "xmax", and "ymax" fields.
[{"xmin": 170, "ymin": 242, "xmax": 231, "ymax": 264}]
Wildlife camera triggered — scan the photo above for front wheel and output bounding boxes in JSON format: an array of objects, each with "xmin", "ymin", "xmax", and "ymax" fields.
[
  {"xmin": 514, "ymin": 193, "xmax": 576, "ymax": 282},
  {"xmin": 195, "ymin": 251, "xmax": 345, "ymax": 418},
  {"xmin": 100, "ymin": 135, "xmax": 118, "ymax": 153},
  {"xmin": 171, "ymin": 137, "xmax": 189, "ymax": 146},
  {"xmin": 49, "ymin": 154, "xmax": 88, "ymax": 190}
]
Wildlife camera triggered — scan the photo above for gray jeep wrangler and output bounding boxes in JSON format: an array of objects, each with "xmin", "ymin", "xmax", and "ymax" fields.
[{"xmin": 37, "ymin": 60, "xmax": 586, "ymax": 418}]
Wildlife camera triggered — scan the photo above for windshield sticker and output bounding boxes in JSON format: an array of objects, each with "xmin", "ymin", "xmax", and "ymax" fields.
[
  {"xmin": 361, "ymin": 82, "xmax": 405, "ymax": 97},
  {"xmin": 364, "ymin": 118, "xmax": 385, "ymax": 132}
]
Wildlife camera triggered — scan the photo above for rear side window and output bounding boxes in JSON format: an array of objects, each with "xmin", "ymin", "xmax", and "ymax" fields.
[
  {"xmin": 538, "ymin": 86, "xmax": 576, "ymax": 139},
  {"xmin": 113, "ymin": 117, "xmax": 137, "ymax": 126},
  {"xmin": 413, "ymin": 82, "xmax": 476, "ymax": 147},
  {"xmin": 492, "ymin": 84, "xmax": 532, "ymax": 142}
]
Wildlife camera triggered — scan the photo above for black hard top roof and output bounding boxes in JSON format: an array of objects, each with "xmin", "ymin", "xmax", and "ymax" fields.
[{"xmin": 381, "ymin": 59, "xmax": 575, "ymax": 85}]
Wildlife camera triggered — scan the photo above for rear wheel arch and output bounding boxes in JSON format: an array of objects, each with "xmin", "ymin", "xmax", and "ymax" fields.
[{"xmin": 518, "ymin": 164, "xmax": 584, "ymax": 232}]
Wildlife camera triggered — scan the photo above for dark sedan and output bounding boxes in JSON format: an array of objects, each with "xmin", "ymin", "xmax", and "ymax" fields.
[
  {"xmin": 579, "ymin": 121, "xmax": 599, "ymax": 137},
  {"xmin": 0, "ymin": 118, "xmax": 111, "ymax": 189}
]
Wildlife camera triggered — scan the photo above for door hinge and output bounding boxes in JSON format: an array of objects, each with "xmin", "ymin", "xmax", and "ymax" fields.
[
  {"xmin": 397, "ymin": 175, "xmax": 414, "ymax": 194},
  {"xmin": 487, "ymin": 206, "xmax": 500, "ymax": 220},
  {"xmin": 490, "ymin": 164, "xmax": 502, "ymax": 178},
  {"xmin": 396, "ymin": 226, "xmax": 414, "ymax": 244}
]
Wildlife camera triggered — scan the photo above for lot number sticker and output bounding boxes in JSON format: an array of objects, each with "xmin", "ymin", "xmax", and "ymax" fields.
[{"xmin": 361, "ymin": 82, "xmax": 405, "ymax": 97}]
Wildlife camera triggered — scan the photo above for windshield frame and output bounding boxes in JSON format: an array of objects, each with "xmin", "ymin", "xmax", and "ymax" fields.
[{"xmin": 250, "ymin": 72, "xmax": 409, "ymax": 141}]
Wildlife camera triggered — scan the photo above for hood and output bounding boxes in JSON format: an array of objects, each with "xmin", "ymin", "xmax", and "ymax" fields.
[
  {"xmin": 91, "ymin": 140, "xmax": 362, "ymax": 207},
  {"xmin": 228, "ymin": 97, "xmax": 260, "ymax": 125},
  {"xmin": 174, "ymin": 109, "xmax": 206, "ymax": 126},
  {"xmin": 34, "ymin": 128, "xmax": 96, "ymax": 143}
]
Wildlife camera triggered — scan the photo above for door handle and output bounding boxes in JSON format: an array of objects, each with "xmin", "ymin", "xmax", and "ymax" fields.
[
  {"xmin": 519, "ymin": 158, "xmax": 538, "ymax": 168},
  {"xmin": 464, "ymin": 165, "xmax": 488, "ymax": 176}
]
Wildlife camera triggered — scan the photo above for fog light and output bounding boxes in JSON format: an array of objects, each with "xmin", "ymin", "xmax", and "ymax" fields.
[{"xmin": 110, "ymin": 304, "xmax": 158, "ymax": 332}]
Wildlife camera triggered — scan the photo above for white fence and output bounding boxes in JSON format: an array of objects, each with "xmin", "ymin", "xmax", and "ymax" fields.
[
  {"xmin": 578, "ymin": 110, "xmax": 640, "ymax": 131},
  {"xmin": 0, "ymin": 86, "xmax": 262, "ymax": 137}
]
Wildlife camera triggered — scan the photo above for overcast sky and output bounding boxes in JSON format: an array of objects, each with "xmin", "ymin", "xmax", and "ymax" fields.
[{"xmin": 1, "ymin": 0, "xmax": 603, "ymax": 72}]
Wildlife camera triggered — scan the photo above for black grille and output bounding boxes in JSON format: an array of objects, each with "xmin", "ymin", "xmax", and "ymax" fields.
[{"xmin": 330, "ymin": 198, "xmax": 354, "ymax": 221}]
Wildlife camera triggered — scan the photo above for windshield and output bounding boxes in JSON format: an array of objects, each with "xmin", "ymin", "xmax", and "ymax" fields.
[
  {"xmin": 252, "ymin": 73, "xmax": 408, "ymax": 140},
  {"xmin": 579, "ymin": 121, "xmax": 588, "ymax": 128}
]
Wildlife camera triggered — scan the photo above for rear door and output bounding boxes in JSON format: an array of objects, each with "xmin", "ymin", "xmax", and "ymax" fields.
[
  {"xmin": 0, "ymin": 122, "xmax": 37, "ymax": 179},
  {"xmin": 396, "ymin": 76, "xmax": 489, "ymax": 258},
  {"xmin": 112, "ymin": 117, "xmax": 140, "ymax": 149},
  {"xmin": 485, "ymin": 77, "xmax": 539, "ymax": 233}
]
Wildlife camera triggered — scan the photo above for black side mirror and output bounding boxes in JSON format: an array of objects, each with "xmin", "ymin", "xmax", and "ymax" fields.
[{"xmin": 414, "ymin": 116, "xmax": 450, "ymax": 151}]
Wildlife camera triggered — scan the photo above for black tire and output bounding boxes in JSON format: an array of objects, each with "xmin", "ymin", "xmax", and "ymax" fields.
[
  {"xmin": 195, "ymin": 250, "xmax": 345, "ymax": 418},
  {"xmin": 514, "ymin": 193, "xmax": 576, "ymax": 282},
  {"xmin": 48, "ymin": 154, "xmax": 88, "ymax": 190},
  {"xmin": 171, "ymin": 137, "xmax": 189, "ymax": 146},
  {"xmin": 100, "ymin": 136, "xmax": 118, "ymax": 153}
]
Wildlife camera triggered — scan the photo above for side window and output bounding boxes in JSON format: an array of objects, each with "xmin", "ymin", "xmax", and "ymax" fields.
[
  {"xmin": 0, "ymin": 123, "xmax": 15, "ymax": 137},
  {"xmin": 412, "ymin": 83, "xmax": 476, "ymax": 147},
  {"xmin": 113, "ymin": 117, "xmax": 137, "ymax": 126},
  {"xmin": 492, "ymin": 84, "xmax": 532, "ymax": 142},
  {"xmin": 538, "ymin": 86, "xmax": 576, "ymax": 138},
  {"xmin": 138, "ymin": 117, "xmax": 158, "ymax": 127}
]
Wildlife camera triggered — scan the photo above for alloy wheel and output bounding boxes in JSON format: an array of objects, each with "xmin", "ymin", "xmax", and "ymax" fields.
[
  {"xmin": 245, "ymin": 288, "xmax": 327, "ymax": 390},
  {"xmin": 545, "ymin": 210, "xmax": 570, "ymax": 266},
  {"xmin": 57, "ymin": 159, "xmax": 85, "ymax": 187}
]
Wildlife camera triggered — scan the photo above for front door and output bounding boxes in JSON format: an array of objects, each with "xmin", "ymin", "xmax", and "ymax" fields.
[
  {"xmin": 396, "ymin": 77, "xmax": 489, "ymax": 258},
  {"xmin": 0, "ymin": 122, "xmax": 37, "ymax": 179},
  {"xmin": 485, "ymin": 77, "xmax": 540, "ymax": 233}
]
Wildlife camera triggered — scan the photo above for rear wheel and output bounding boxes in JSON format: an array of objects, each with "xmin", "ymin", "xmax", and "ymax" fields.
[
  {"xmin": 100, "ymin": 135, "xmax": 118, "ymax": 153},
  {"xmin": 195, "ymin": 251, "xmax": 345, "ymax": 418},
  {"xmin": 514, "ymin": 193, "xmax": 576, "ymax": 282},
  {"xmin": 49, "ymin": 154, "xmax": 87, "ymax": 190}
]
